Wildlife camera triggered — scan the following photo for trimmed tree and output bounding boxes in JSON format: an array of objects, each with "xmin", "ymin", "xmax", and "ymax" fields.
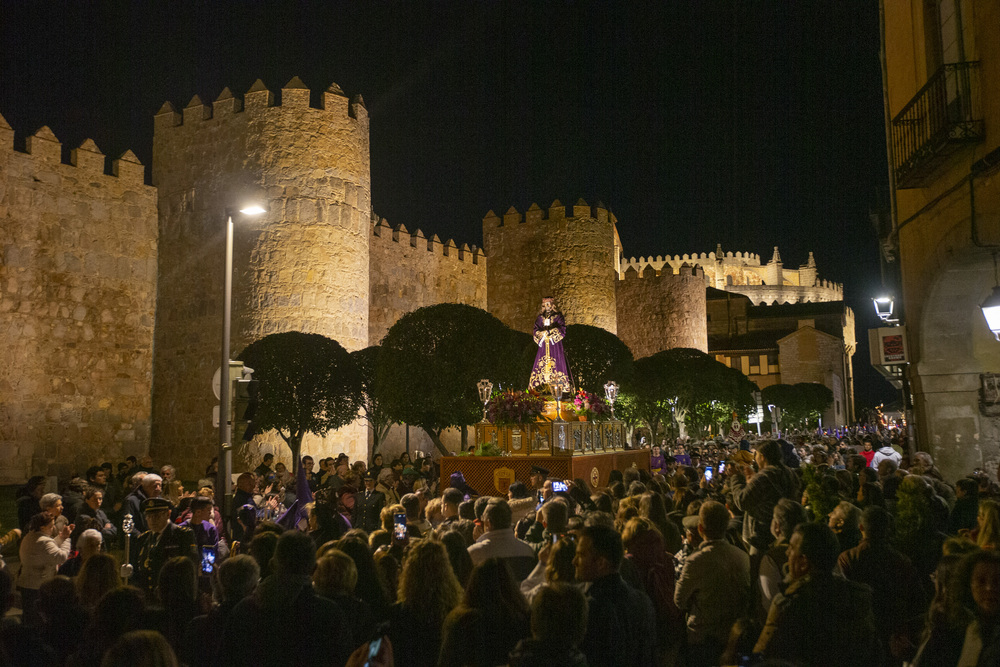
[
  {"xmin": 376, "ymin": 303, "xmax": 530, "ymax": 454},
  {"xmin": 563, "ymin": 324, "xmax": 634, "ymax": 393},
  {"xmin": 238, "ymin": 331, "xmax": 363, "ymax": 472},
  {"xmin": 629, "ymin": 347, "xmax": 756, "ymax": 439},
  {"xmin": 762, "ymin": 382, "xmax": 834, "ymax": 428},
  {"xmin": 350, "ymin": 345, "xmax": 397, "ymax": 456}
]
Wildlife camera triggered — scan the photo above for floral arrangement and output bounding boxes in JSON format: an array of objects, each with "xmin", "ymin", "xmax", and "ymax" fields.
[
  {"xmin": 572, "ymin": 389, "xmax": 610, "ymax": 421},
  {"xmin": 486, "ymin": 389, "xmax": 545, "ymax": 425}
]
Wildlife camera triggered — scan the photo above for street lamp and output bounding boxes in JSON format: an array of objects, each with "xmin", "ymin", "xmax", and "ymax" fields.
[
  {"xmin": 981, "ymin": 286, "xmax": 1000, "ymax": 341},
  {"xmin": 873, "ymin": 296, "xmax": 896, "ymax": 323},
  {"xmin": 219, "ymin": 204, "xmax": 267, "ymax": 510}
]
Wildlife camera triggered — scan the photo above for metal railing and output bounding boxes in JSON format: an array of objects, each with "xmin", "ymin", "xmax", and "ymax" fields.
[{"xmin": 891, "ymin": 61, "xmax": 984, "ymax": 188}]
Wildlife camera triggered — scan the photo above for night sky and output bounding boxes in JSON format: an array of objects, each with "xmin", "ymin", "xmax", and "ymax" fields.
[{"xmin": 0, "ymin": 1, "xmax": 897, "ymax": 409}]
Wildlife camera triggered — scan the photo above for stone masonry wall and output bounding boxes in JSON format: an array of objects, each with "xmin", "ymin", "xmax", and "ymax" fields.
[
  {"xmin": 615, "ymin": 264, "xmax": 708, "ymax": 358},
  {"xmin": 368, "ymin": 217, "xmax": 487, "ymax": 345},
  {"xmin": 484, "ymin": 200, "xmax": 617, "ymax": 335},
  {"xmin": 151, "ymin": 78, "xmax": 371, "ymax": 478},
  {"xmin": 0, "ymin": 118, "xmax": 157, "ymax": 482}
]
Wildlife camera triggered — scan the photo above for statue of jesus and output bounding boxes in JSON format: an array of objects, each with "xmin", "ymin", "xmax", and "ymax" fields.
[{"xmin": 528, "ymin": 296, "xmax": 573, "ymax": 394}]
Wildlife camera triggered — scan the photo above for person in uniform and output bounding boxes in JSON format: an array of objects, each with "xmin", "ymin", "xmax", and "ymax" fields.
[
  {"xmin": 354, "ymin": 472, "xmax": 385, "ymax": 534},
  {"xmin": 130, "ymin": 497, "xmax": 198, "ymax": 597}
]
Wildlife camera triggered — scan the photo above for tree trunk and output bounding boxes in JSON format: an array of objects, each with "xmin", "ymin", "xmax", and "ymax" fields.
[
  {"xmin": 424, "ymin": 427, "xmax": 449, "ymax": 456},
  {"xmin": 289, "ymin": 432, "xmax": 302, "ymax": 474},
  {"xmin": 460, "ymin": 425, "xmax": 468, "ymax": 451}
]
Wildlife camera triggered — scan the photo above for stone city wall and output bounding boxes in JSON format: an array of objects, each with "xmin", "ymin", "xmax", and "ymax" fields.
[
  {"xmin": 151, "ymin": 77, "xmax": 371, "ymax": 477},
  {"xmin": 615, "ymin": 264, "xmax": 708, "ymax": 358},
  {"xmin": 484, "ymin": 199, "xmax": 618, "ymax": 335},
  {"xmin": 368, "ymin": 216, "xmax": 487, "ymax": 346},
  {"xmin": 0, "ymin": 118, "xmax": 157, "ymax": 482}
]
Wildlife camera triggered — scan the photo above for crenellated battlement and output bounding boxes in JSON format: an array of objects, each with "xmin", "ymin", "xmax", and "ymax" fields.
[
  {"xmin": 483, "ymin": 197, "xmax": 618, "ymax": 229},
  {"xmin": 619, "ymin": 263, "xmax": 704, "ymax": 281},
  {"xmin": 0, "ymin": 114, "xmax": 148, "ymax": 186},
  {"xmin": 153, "ymin": 76, "xmax": 368, "ymax": 133},
  {"xmin": 370, "ymin": 215, "xmax": 485, "ymax": 265}
]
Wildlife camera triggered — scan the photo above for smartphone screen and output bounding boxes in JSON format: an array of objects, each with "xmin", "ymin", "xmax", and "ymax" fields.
[
  {"xmin": 363, "ymin": 636, "xmax": 383, "ymax": 667},
  {"xmin": 552, "ymin": 533, "xmax": 559, "ymax": 545},
  {"xmin": 703, "ymin": 466, "xmax": 713, "ymax": 482},
  {"xmin": 718, "ymin": 462, "xmax": 726, "ymax": 473},
  {"xmin": 537, "ymin": 490, "xmax": 544, "ymax": 504},
  {"xmin": 393, "ymin": 512, "xmax": 407, "ymax": 540},
  {"xmin": 200, "ymin": 545, "xmax": 216, "ymax": 574},
  {"xmin": 552, "ymin": 481, "xmax": 568, "ymax": 493}
]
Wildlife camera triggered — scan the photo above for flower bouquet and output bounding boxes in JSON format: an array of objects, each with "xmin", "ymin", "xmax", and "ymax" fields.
[
  {"xmin": 572, "ymin": 389, "xmax": 610, "ymax": 421},
  {"xmin": 486, "ymin": 389, "xmax": 545, "ymax": 425}
]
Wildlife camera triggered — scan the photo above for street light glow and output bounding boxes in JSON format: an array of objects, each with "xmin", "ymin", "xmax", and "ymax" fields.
[
  {"xmin": 239, "ymin": 205, "xmax": 267, "ymax": 216},
  {"xmin": 980, "ymin": 286, "xmax": 1000, "ymax": 341}
]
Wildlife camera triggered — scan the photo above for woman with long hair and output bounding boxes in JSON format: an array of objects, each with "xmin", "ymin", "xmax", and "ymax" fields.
[
  {"xmin": 333, "ymin": 535, "xmax": 390, "ymax": 622},
  {"xmin": 953, "ymin": 549, "xmax": 1000, "ymax": 666},
  {"xmin": 975, "ymin": 499, "xmax": 999, "ymax": 550},
  {"xmin": 438, "ymin": 558, "xmax": 530, "ymax": 667},
  {"xmin": 639, "ymin": 491, "xmax": 683, "ymax": 554},
  {"xmin": 387, "ymin": 539, "xmax": 463, "ymax": 667},
  {"xmin": 76, "ymin": 552, "xmax": 121, "ymax": 612}
]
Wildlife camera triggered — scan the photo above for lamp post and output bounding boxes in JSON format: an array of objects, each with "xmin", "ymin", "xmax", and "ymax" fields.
[{"xmin": 218, "ymin": 204, "xmax": 266, "ymax": 511}]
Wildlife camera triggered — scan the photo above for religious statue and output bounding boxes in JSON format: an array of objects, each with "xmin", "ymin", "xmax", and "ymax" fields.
[{"xmin": 528, "ymin": 296, "xmax": 573, "ymax": 394}]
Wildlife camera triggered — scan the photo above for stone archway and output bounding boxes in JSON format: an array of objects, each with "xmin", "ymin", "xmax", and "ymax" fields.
[{"xmin": 914, "ymin": 250, "xmax": 1000, "ymax": 480}]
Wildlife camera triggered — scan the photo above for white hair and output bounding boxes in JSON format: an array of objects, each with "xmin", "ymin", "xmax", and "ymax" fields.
[
  {"xmin": 77, "ymin": 528, "xmax": 103, "ymax": 553},
  {"xmin": 141, "ymin": 473, "xmax": 163, "ymax": 488},
  {"xmin": 39, "ymin": 493, "xmax": 62, "ymax": 510}
]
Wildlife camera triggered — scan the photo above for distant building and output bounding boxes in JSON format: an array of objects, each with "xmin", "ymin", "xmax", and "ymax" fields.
[{"xmin": 707, "ymin": 291, "xmax": 856, "ymax": 426}]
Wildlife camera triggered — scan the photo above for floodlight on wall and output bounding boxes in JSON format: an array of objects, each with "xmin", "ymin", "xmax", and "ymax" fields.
[{"xmin": 873, "ymin": 296, "xmax": 895, "ymax": 323}]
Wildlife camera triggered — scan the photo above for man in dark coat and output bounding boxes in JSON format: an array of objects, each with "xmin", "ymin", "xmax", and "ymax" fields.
[
  {"xmin": 221, "ymin": 531, "xmax": 352, "ymax": 666},
  {"xmin": 730, "ymin": 439, "xmax": 799, "ymax": 554},
  {"xmin": 574, "ymin": 524, "xmax": 657, "ymax": 667},
  {"xmin": 123, "ymin": 474, "xmax": 162, "ymax": 536},
  {"xmin": 129, "ymin": 497, "xmax": 197, "ymax": 597},
  {"xmin": 755, "ymin": 522, "xmax": 879, "ymax": 666},
  {"xmin": 354, "ymin": 473, "xmax": 385, "ymax": 534}
]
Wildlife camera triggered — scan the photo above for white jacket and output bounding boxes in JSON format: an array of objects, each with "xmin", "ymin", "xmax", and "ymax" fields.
[
  {"xmin": 870, "ymin": 446, "xmax": 902, "ymax": 469},
  {"xmin": 17, "ymin": 530, "xmax": 70, "ymax": 590}
]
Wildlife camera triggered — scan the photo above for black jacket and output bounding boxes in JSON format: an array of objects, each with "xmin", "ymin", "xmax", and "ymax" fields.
[{"xmin": 580, "ymin": 573, "xmax": 657, "ymax": 667}]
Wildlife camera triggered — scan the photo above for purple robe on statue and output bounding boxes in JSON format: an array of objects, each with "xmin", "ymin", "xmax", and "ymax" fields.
[{"xmin": 529, "ymin": 311, "xmax": 573, "ymax": 393}]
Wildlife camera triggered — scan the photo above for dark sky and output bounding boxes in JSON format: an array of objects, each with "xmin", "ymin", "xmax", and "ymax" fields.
[{"xmin": 0, "ymin": 1, "xmax": 897, "ymax": 409}]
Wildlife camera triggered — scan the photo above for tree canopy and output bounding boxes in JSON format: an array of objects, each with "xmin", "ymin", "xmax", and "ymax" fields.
[
  {"xmin": 762, "ymin": 382, "xmax": 834, "ymax": 428},
  {"xmin": 563, "ymin": 324, "xmax": 634, "ymax": 394},
  {"xmin": 376, "ymin": 303, "xmax": 529, "ymax": 454},
  {"xmin": 627, "ymin": 347, "xmax": 757, "ymax": 440},
  {"xmin": 238, "ymin": 331, "xmax": 363, "ymax": 470}
]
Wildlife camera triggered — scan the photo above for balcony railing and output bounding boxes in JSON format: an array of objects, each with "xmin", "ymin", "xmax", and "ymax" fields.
[{"xmin": 891, "ymin": 61, "xmax": 984, "ymax": 188}]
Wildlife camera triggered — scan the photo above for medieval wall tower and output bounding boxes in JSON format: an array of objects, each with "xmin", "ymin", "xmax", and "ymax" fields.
[
  {"xmin": 151, "ymin": 77, "xmax": 371, "ymax": 472},
  {"xmin": 483, "ymin": 199, "xmax": 619, "ymax": 335},
  {"xmin": 616, "ymin": 264, "xmax": 708, "ymax": 357}
]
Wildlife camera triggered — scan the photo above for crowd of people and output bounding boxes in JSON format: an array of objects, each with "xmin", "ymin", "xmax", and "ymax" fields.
[{"xmin": 0, "ymin": 431, "xmax": 998, "ymax": 667}]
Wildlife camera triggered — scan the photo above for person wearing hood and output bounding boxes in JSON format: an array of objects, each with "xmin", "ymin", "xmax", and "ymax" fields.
[{"xmin": 870, "ymin": 439, "xmax": 902, "ymax": 469}]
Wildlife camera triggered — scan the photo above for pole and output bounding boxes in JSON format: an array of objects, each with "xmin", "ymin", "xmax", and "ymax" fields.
[{"xmin": 219, "ymin": 213, "xmax": 234, "ymax": 514}]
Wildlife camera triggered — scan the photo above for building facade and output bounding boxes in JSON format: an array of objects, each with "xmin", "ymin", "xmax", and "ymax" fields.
[{"xmin": 879, "ymin": 0, "xmax": 1000, "ymax": 481}]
